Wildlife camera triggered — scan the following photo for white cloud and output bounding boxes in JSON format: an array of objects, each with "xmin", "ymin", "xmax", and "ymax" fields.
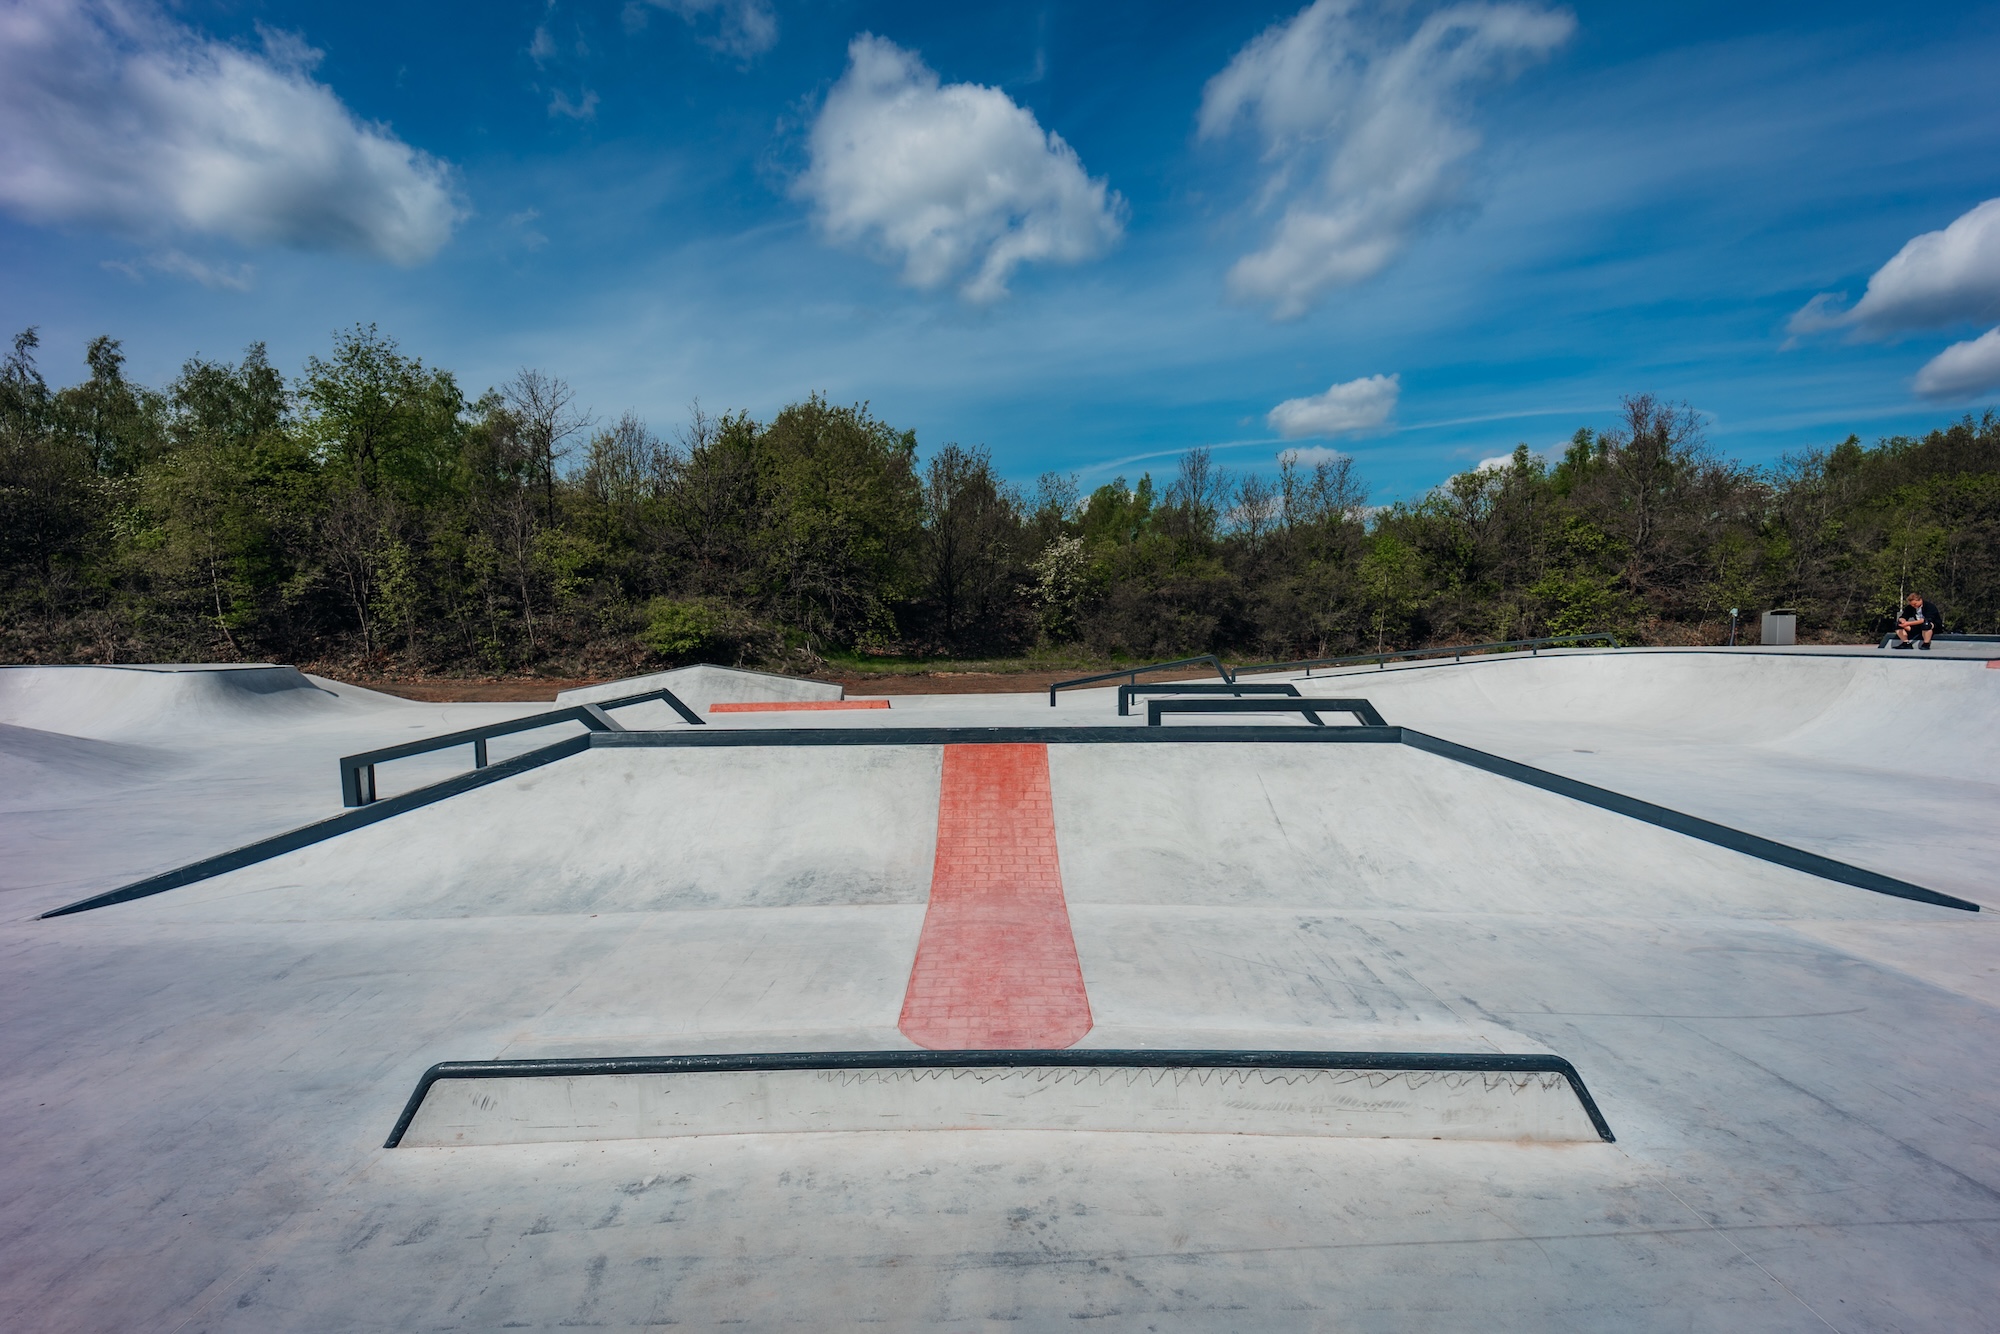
[
  {"xmin": 507, "ymin": 208, "xmax": 549, "ymax": 252},
  {"xmin": 1789, "ymin": 197, "xmax": 2000, "ymax": 338},
  {"xmin": 627, "ymin": 0, "xmax": 777, "ymax": 59},
  {"xmin": 1914, "ymin": 326, "xmax": 2000, "ymax": 401},
  {"xmin": 1474, "ymin": 453, "xmax": 1515, "ymax": 472},
  {"xmin": 796, "ymin": 35, "xmax": 1126, "ymax": 303},
  {"xmin": 529, "ymin": 23, "xmax": 557, "ymax": 67},
  {"xmin": 1278, "ymin": 444, "xmax": 1350, "ymax": 467},
  {"xmin": 1267, "ymin": 372, "xmax": 1400, "ymax": 438},
  {"xmin": 0, "ymin": 1, "xmax": 461, "ymax": 266},
  {"xmin": 1199, "ymin": 0, "xmax": 1573, "ymax": 320},
  {"xmin": 548, "ymin": 88, "xmax": 599, "ymax": 121},
  {"xmin": 108, "ymin": 249, "xmax": 256, "ymax": 290}
]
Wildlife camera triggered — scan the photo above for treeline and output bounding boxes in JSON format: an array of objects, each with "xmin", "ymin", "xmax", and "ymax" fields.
[{"xmin": 3, "ymin": 324, "xmax": 1996, "ymax": 675}]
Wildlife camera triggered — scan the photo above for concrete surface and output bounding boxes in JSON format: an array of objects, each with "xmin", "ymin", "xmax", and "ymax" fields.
[
  {"xmin": 556, "ymin": 662, "xmax": 845, "ymax": 713},
  {"xmin": 1, "ymin": 651, "xmax": 1996, "ymax": 1330}
]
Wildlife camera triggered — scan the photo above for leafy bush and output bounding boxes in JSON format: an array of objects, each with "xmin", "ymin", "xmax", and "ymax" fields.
[{"xmin": 637, "ymin": 598, "xmax": 728, "ymax": 661}]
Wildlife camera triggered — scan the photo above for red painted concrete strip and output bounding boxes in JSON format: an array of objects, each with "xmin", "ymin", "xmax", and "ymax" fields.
[
  {"xmin": 899, "ymin": 743, "xmax": 1093, "ymax": 1050},
  {"xmin": 707, "ymin": 700, "xmax": 890, "ymax": 712}
]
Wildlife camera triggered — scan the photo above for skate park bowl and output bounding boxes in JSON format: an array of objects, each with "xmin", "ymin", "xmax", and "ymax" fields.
[{"xmin": 3, "ymin": 646, "xmax": 1998, "ymax": 1329}]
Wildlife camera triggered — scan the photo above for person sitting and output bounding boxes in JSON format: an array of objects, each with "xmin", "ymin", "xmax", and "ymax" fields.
[{"xmin": 1893, "ymin": 593, "xmax": 1943, "ymax": 649}]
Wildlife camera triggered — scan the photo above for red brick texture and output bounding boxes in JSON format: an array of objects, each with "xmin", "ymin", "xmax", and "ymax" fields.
[
  {"xmin": 706, "ymin": 700, "xmax": 891, "ymax": 712},
  {"xmin": 898, "ymin": 744, "xmax": 1093, "ymax": 1050}
]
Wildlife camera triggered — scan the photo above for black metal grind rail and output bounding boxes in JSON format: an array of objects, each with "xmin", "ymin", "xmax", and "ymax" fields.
[
  {"xmin": 1231, "ymin": 633, "xmax": 1621, "ymax": 678},
  {"xmin": 1146, "ymin": 697, "xmax": 1388, "ymax": 727},
  {"xmin": 1116, "ymin": 681, "xmax": 1299, "ymax": 716},
  {"xmin": 339, "ymin": 685, "xmax": 702, "ymax": 807},
  {"xmin": 1047, "ymin": 655, "xmax": 1232, "ymax": 706},
  {"xmin": 382, "ymin": 1047, "xmax": 1617, "ymax": 1147},
  {"xmin": 1048, "ymin": 634, "xmax": 1623, "ymax": 704}
]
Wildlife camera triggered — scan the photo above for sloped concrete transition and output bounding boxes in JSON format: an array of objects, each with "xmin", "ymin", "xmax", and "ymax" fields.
[{"xmin": 1, "ymin": 649, "xmax": 1996, "ymax": 1330}]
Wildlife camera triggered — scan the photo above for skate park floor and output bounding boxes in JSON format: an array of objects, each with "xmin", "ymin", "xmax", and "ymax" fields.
[{"xmin": 1, "ymin": 649, "xmax": 1996, "ymax": 1330}]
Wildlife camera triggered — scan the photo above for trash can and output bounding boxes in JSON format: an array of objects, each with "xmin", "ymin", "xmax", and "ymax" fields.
[{"xmin": 1761, "ymin": 609, "xmax": 1797, "ymax": 646}]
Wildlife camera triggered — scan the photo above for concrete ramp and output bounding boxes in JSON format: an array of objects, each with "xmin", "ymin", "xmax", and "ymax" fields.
[
  {"xmin": 0, "ymin": 664, "xmax": 351, "ymax": 740},
  {"xmin": 0, "ymin": 723, "xmax": 180, "ymax": 807},
  {"xmin": 1292, "ymin": 650, "xmax": 2000, "ymax": 780},
  {"xmin": 557, "ymin": 663, "xmax": 842, "ymax": 724},
  {"xmin": 96, "ymin": 732, "xmax": 1961, "ymax": 925},
  {"xmin": 1049, "ymin": 741, "xmax": 1945, "ymax": 919},
  {"xmin": 108, "ymin": 745, "xmax": 947, "ymax": 919},
  {"xmin": 387, "ymin": 1051, "xmax": 1613, "ymax": 1147}
]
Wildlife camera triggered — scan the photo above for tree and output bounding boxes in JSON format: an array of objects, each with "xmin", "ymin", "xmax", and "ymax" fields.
[
  {"xmin": 56, "ymin": 336, "xmax": 163, "ymax": 476},
  {"xmin": 503, "ymin": 369, "xmax": 590, "ymax": 524},
  {"xmin": 921, "ymin": 443, "xmax": 1022, "ymax": 646},
  {"xmin": 0, "ymin": 329, "xmax": 104, "ymax": 637},
  {"xmin": 301, "ymin": 325, "xmax": 465, "ymax": 504},
  {"xmin": 751, "ymin": 395, "xmax": 922, "ymax": 648}
]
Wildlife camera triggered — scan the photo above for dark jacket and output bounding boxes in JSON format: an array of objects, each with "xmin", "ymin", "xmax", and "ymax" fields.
[{"xmin": 1901, "ymin": 600, "xmax": 1943, "ymax": 630}]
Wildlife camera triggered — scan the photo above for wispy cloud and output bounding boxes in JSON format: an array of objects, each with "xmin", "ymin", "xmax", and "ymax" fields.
[
  {"xmin": 1279, "ymin": 444, "xmax": 1350, "ymax": 467},
  {"xmin": 1200, "ymin": 0, "xmax": 1573, "ymax": 319},
  {"xmin": 0, "ymin": 0, "xmax": 463, "ymax": 265},
  {"xmin": 102, "ymin": 249, "xmax": 255, "ymax": 290},
  {"xmin": 626, "ymin": 0, "xmax": 777, "ymax": 60},
  {"xmin": 506, "ymin": 208, "xmax": 548, "ymax": 251},
  {"xmin": 796, "ymin": 35, "xmax": 1125, "ymax": 303},
  {"xmin": 548, "ymin": 88, "xmax": 599, "ymax": 120},
  {"xmin": 1268, "ymin": 372, "xmax": 1399, "ymax": 438},
  {"xmin": 1400, "ymin": 405, "xmax": 1607, "ymax": 432},
  {"xmin": 1078, "ymin": 437, "xmax": 1291, "ymax": 480}
]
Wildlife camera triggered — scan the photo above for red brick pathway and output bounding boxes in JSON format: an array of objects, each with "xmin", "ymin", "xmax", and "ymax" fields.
[
  {"xmin": 898, "ymin": 744, "xmax": 1093, "ymax": 1049},
  {"xmin": 707, "ymin": 699, "xmax": 890, "ymax": 711}
]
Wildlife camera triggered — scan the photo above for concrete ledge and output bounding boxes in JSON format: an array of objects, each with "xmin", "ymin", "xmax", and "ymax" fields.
[{"xmin": 386, "ymin": 1050, "xmax": 1615, "ymax": 1147}]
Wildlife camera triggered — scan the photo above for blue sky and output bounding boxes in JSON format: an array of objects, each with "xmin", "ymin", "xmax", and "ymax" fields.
[{"xmin": 3, "ymin": 0, "xmax": 1998, "ymax": 501}]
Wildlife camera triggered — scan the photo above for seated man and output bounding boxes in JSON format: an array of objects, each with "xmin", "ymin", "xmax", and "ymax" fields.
[{"xmin": 1894, "ymin": 593, "xmax": 1943, "ymax": 649}]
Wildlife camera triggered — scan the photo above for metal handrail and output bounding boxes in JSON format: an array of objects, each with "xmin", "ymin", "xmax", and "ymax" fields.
[
  {"xmin": 1047, "ymin": 654, "xmax": 1232, "ymax": 706},
  {"xmin": 1116, "ymin": 681, "xmax": 1299, "ymax": 717},
  {"xmin": 339, "ymin": 686, "xmax": 702, "ymax": 807},
  {"xmin": 1047, "ymin": 635, "xmax": 1621, "ymax": 704},
  {"xmin": 1232, "ymin": 633, "xmax": 1621, "ymax": 678},
  {"xmin": 1146, "ymin": 697, "xmax": 1388, "ymax": 727}
]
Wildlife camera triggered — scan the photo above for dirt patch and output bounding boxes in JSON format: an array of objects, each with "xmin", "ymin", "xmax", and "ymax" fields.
[
  {"xmin": 312, "ymin": 665, "xmax": 1234, "ymax": 702},
  {"xmin": 831, "ymin": 667, "xmax": 1226, "ymax": 696},
  {"xmin": 327, "ymin": 677, "xmax": 603, "ymax": 703}
]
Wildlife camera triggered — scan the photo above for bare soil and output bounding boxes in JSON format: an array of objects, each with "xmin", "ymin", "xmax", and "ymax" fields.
[
  {"xmin": 317, "ymin": 665, "xmax": 1232, "ymax": 703},
  {"xmin": 831, "ymin": 667, "xmax": 1224, "ymax": 696},
  {"xmin": 327, "ymin": 677, "xmax": 605, "ymax": 702}
]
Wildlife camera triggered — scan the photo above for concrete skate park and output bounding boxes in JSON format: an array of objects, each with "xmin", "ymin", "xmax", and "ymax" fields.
[{"xmin": 3, "ymin": 642, "xmax": 1997, "ymax": 1329}]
